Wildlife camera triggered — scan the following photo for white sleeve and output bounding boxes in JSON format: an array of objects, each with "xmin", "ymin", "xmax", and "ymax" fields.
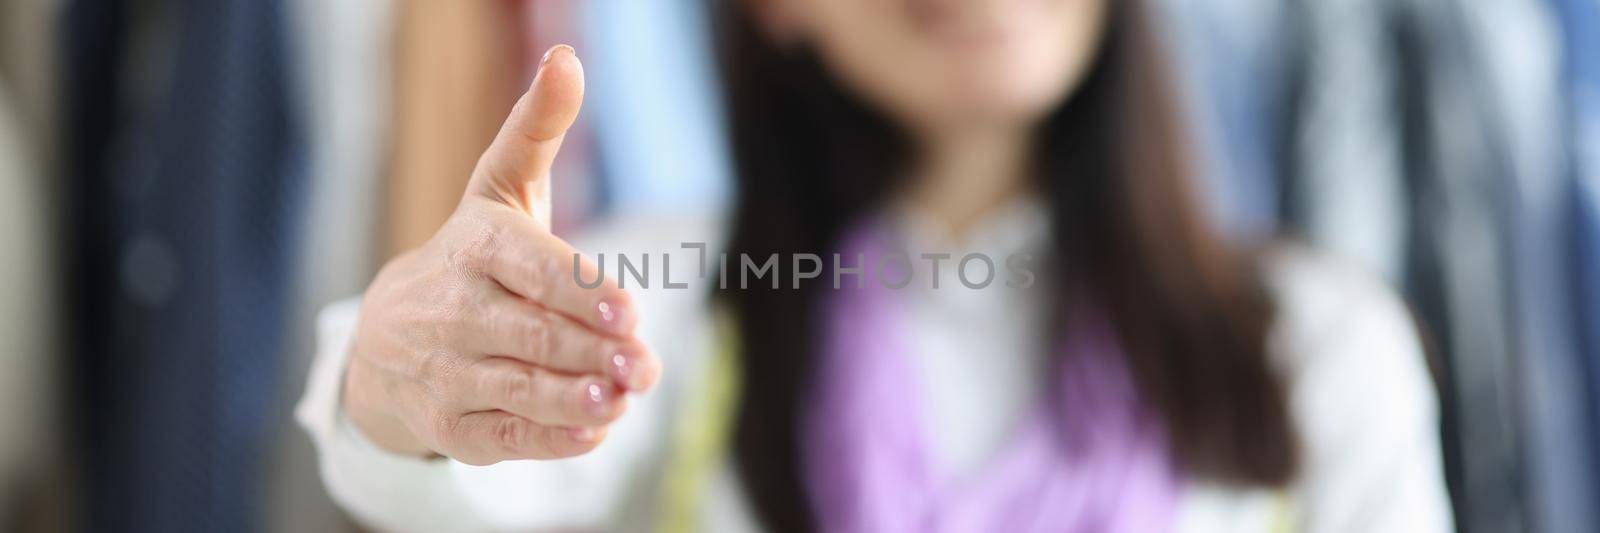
[
  {"xmin": 294, "ymin": 299, "xmax": 490, "ymax": 532},
  {"xmin": 294, "ymin": 297, "xmax": 685, "ymax": 532},
  {"xmin": 1268, "ymin": 251, "xmax": 1455, "ymax": 533}
]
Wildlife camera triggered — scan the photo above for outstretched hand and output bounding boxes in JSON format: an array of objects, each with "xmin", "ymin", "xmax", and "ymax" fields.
[{"xmin": 344, "ymin": 45, "xmax": 661, "ymax": 465}]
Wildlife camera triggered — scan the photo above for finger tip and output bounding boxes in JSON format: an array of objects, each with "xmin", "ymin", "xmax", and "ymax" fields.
[
  {"xmin": 568, "ymin": 425, "xmax": 609, "ymax": 449},
  {"xmin": 588, "ymin": 389, "xmax": 629, "ymax": 425},
  {"xmin": 596, "ymin": 293, "xmax": 640, "ymax": 335},
  {"xmin": 609, "ymin": 344, "xmax": 661, "ymax": 392},
  {"xmin": 609, "ymin": 396, "xmax": 631, "ymax": 422},
  {"xmin": 528, "ymin": 46, "xmax": 585, "ymax": 138},
  {"xmin": 633, "ymin": 352, "xmax": 664, "ymax": 392},
  {"xmin": 536, "ymin": 45, "xmax": 584, "ymax": 93}
]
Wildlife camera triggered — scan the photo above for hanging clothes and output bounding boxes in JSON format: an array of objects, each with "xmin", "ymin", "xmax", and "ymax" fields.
[
  {"xmin": 0, "ymin": 0, "xmax": 62, "ymax": 526},
  {"xmin": 1449, "ymin": 1, "xmax": 1600, "ymax": 532},
  {"xmin": 1549, "ymin": 0, "xmax": 1600, "ymax": 525},
  {"xmin": 62, "ymin": 0, "xmax": 308, "ymax": 529},
  {"xmin": 0, "ymin": 74, "xmax": 60, "ymax": 531},
  {"xmin": 1281, "ymin": 0, "xmax": 1535, "ymax": 531},
  {"xmin": 1282, "ymin": 0, "xmax": 1409, "ymax": 283},
  {"xmin": 273, "ymin": 0, "xmax": 398, "ymax": 530}
]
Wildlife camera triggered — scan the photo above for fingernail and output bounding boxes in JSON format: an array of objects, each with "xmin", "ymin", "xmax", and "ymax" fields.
[
  {"xmin": 613, "ymin": 351, "xmax": 658, "ymax": 392},
  {"xmin": 534, "ymin": 45, "xmax": 573, "ymax": 81},
  {"xmin": 570, "ymin": 426, "xmax": 596, "ymax": 442},
  {"xmin": 596, "ymin": 299, "xmax": 633, "ymax": 334},
  {"xmin": 541, "ymin": 44, "xmax": 574, "ymax": 68},
  {"xmin": 584, "ymin": 382, "xmax": 608, "ymax": 417},
  {"xmin": 610, "ymin": 353, "xmax": 633, "ymax": 386}
]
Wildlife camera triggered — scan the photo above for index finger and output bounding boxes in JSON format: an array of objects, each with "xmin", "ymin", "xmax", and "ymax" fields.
[{"xmin": 481, "ymin": 206, "xmax": 638, "ymax": 337}]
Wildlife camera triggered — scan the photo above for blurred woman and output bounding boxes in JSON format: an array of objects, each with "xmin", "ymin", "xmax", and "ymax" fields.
[{"xmin": 298, "ymin": 0, "xmax": 1453, "ymax": 531}]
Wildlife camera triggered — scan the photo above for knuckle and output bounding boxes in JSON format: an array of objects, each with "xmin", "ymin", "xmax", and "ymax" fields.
[
  {"xmin": 514, "ymin": 122, "xmax": 545, "ymax": 148},
  {"xmin": 416, "ymin": 281, "xmax": 475, "ymax": 339},
  {"xmin": 511, "ymin": 313, "xmax": 554, "ymax": 362},
  {"xmin": 506, "ymin": 310, "xmax": 537, "ymax": 344},
  {"xmin": 536, "ymin": 426, "xmax": 568, "ymax": 457},
  {"xmin": 532, "ymin": 318, "xmax": 559, "ymax": 363},
  {"xmin": 512, "ymin": 250, "xmax": 554, "ymax": 301},
  {"xmin": 449, "ymin": 224, "xmax": 501, "ymax": 275},
  {"xmin": 442, "ymin": 282, "xmax": 477, "ymax": 315},
  {"xmin": 496, "ymin": 416, "xmax": 530, "ymax": 454},
  {"xmin": 503, "ymin": 366, "xmax": 536, "ymax": 405},
  {"xmin": 426, "ymin": 408, "xmax": 461, "ymax": 447},
  {"xmin": 414, "ymin": 351, "xmax": 466, "ymax": 388}
]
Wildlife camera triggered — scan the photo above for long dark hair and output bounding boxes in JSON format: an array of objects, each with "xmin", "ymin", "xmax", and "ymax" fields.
[{"xmin": 712, "ymin": 1, "xmax": 1298, "ymax": 530}]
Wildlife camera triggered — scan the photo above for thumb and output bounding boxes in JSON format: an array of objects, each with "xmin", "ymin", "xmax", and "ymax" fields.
[{"xmin": 469, "ymin": 44, "xmax": 584, "ymax": 227}]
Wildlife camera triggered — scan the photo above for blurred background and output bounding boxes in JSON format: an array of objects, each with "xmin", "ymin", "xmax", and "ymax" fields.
[{"xmin": 0, "ymin": 0, "xmax": 1597, "ymax": 531}]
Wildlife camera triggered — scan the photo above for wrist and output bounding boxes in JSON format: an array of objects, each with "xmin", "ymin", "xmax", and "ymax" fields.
[{"xmin": 343, "ymin": 357, "xmax": 437, "ymax": 458}]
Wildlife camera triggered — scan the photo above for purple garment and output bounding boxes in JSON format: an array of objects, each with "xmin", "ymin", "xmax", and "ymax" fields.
[{"xmin": 803, "ymin": 226, "xmax": 1180, "ymax": 533}]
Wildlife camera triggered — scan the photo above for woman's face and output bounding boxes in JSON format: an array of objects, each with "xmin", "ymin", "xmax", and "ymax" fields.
[{"xmin": 769, "ymin": 0, "xmax": 1109, "ymax": 134}]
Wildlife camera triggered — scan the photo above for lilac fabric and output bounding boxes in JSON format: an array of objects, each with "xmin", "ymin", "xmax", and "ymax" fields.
[{"xmin": 802, "ymin": 226, "xmax": 1180, "ymax": 533}]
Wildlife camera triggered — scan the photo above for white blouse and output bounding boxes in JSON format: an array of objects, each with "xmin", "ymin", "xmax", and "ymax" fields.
[{"xmin": 297, "ymin": 206, "xmax": 1454, "ymax": 533}]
